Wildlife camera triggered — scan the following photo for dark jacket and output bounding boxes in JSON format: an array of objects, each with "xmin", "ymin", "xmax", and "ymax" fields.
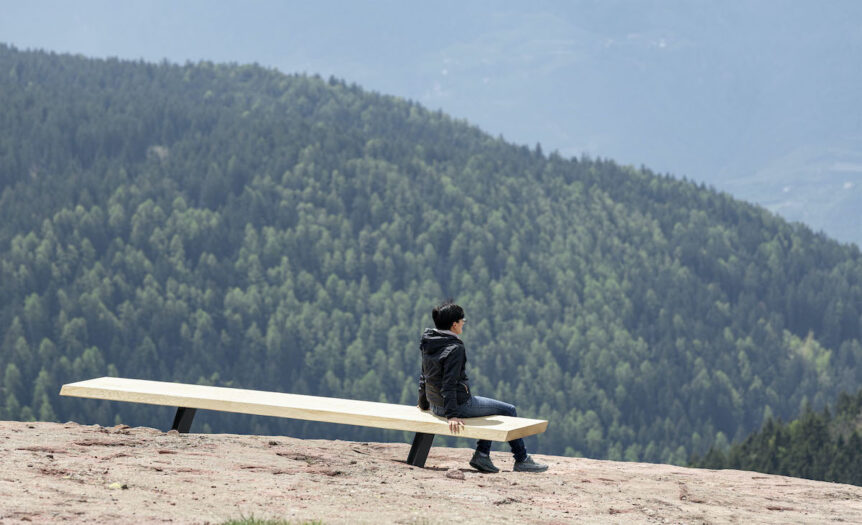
[{"xmin": 417, "ymin": 328, "xmax": 471, "ymax": 418}]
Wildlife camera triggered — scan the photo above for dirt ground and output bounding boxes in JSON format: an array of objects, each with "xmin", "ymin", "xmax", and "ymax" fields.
[{"xmin": 1, "ymin": 421, "xmax": 860, "ymax": 524}]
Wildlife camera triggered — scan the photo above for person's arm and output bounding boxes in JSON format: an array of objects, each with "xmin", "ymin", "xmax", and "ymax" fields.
[
  {"xmin": 441, "ymin": 344, "xmax": 465, "ymax": 419},
  {"xmin": 417, "ymin": 372, "xmax": 429, "ymax": 410}
]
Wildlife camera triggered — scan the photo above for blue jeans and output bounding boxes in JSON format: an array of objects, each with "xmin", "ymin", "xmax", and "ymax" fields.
[{"xmin": 431, "ymin": 395, "xmax": 528, "ymax": 462}]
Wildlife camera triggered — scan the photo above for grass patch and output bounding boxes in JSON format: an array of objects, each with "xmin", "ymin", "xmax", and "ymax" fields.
[{"xmin": 221, "ymin": 517, "xmax": 324, "ymax": 525}]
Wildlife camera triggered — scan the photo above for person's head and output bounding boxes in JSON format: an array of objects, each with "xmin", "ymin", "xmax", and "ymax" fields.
[{"xmin": 432, "ymin": 301, "xmax": 466, "ymax": 334}]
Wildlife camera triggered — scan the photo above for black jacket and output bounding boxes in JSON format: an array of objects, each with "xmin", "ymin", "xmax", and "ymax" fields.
[{"xmin": 417, "ymin": 328, "xmax": 471, "ymax": 418}]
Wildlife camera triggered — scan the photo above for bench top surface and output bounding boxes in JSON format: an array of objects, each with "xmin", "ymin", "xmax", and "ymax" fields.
[{"xmin": 60, "ymin": 377, "xmax": 548, "ymax": 442}]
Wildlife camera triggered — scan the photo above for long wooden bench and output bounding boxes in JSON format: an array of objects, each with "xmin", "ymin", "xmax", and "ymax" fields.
[{"xmin": 59, "ymin": 377, "xmax": 548, "ymax": 468}]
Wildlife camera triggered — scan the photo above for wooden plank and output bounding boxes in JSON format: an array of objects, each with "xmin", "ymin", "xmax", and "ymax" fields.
[{"xmin": 60, "ymin": 377, "xmax": 548, "ymax": 442}]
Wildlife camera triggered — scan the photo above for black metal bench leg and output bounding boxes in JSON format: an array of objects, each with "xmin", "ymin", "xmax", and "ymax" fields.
[
  {"xmin": 171, "ymin": 407, "xmax": 197, "ymax": 433},
  {"xmin": 406, "ymin": 432, "xmax": 434, "ymax": 467}
]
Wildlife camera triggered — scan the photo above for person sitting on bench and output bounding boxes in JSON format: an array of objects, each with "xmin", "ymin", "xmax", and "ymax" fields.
[{"xmin": 417, "ymin": 301, "xmax": 549, "ymax": 473}]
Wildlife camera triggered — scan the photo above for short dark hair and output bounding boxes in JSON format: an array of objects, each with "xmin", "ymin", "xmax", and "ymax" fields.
[{"xmin": 432, "ymin": 301, "xmax": 464, "ymax": 330}]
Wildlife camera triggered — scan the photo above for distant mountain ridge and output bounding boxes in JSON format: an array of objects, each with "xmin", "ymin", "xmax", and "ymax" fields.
[
  {"xmin": 721, "ymin": 137, "xmax": 862, "ymax": 247},
  {"xmin": 0, "ymin": 45, "xmax": 861, "ymax": 465},
  {"xmin": 2, "ymin": 2, "xmax": 861, "ymax": 245}
]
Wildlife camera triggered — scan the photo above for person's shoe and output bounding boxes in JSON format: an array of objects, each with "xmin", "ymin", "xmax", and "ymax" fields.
[
  {"xmin": 513, "ymin": 455, "xmax": 548, "ymax": 473},
  {"xmin": 469, "ymin": 451, "xmax": 499, "ymax": 473}
]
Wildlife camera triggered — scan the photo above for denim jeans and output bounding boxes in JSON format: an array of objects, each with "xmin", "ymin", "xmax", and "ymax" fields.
[{"xmin": 431, "ymin": 395, "xmax": 528, "ymax": 462}]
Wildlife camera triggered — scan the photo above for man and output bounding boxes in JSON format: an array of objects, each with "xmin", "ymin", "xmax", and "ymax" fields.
[{"xmin": 417, "ymin": 301, "xmax": 548, "ymax": 473}]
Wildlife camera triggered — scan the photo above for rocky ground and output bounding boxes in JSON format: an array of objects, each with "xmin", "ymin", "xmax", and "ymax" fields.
[{"xmin": 1, "ymin": 420, "xmax": 860, "ymax": 524}]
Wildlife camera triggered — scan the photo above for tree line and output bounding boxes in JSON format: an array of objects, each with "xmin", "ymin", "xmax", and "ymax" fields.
[{"xmin": 691, "ymin": 388, "xmax": 862, "ymax": 486}]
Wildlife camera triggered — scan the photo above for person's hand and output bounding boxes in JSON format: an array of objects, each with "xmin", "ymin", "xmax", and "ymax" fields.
[{"xmin": 448, "ymin": 417, "xmax": 465, "ymax": 434}]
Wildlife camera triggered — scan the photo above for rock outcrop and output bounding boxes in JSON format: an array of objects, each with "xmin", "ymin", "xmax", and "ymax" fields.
[{"xmin": 1, "ymin": 421, "xmax": 860, "ymax": 524}]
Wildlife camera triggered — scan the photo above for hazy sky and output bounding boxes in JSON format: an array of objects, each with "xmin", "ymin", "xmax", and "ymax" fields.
[{"xmin": 2, "ymin": 1, "xmax": 861, "ymax": 243}]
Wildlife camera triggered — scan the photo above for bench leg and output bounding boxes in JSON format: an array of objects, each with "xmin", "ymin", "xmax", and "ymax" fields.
[
  {"xmin": 171, "ymin": 407, "xmax": 197, "ymax": 433},
  {"xmin": 406, "ymin": 432, "xmax": 434, "ymax": 467}
]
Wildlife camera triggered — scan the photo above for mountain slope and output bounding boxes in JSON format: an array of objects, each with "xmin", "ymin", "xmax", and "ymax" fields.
[{"xmin": 1, "ymin": 44, "xmax": 861, "ymax": 464}]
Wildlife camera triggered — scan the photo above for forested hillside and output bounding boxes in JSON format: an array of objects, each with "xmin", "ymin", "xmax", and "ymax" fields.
[
  {"xmin": 691, "ymin": 389, "xmax": 862, "ymax": 486},
  {"xmin": 1, "ymin": 45, "xmax": 861, "ymax": 464}
]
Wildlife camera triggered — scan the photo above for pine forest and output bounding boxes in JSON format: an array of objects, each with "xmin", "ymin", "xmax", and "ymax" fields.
[{"xmin": 1, "ymin": 45, "xmax": 861, "ymax": 470}]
